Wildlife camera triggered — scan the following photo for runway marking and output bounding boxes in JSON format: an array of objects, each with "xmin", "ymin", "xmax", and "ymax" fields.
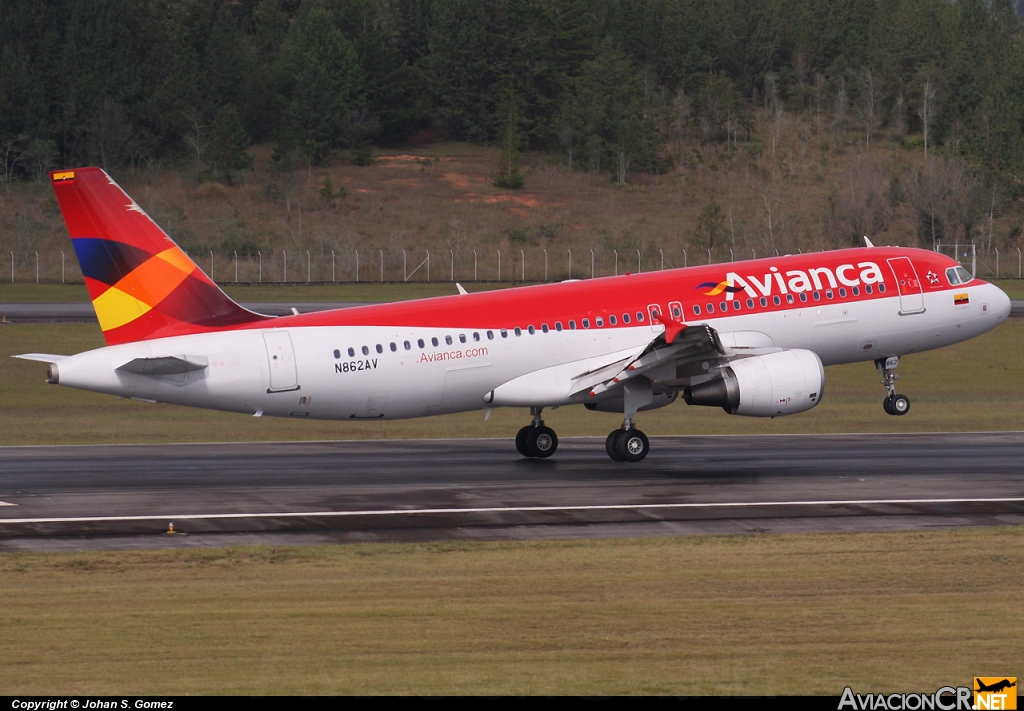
[
  {"xmin": 0, "ymin": 501, "xmax": 15, "ymax": 507},
  {"xmin": 2, "ymin": 497, "xmax": 1023, "ymax": 525}
]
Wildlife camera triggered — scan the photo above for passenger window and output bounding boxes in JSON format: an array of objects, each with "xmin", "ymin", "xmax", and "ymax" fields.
[
  {"xmin": 786, "ymin": 294, "xmax": 795, "ymax": 304},
  {"xmin": 348, "ymin": 347, "xmax": 355, "ymax": 357},
  {"xmin": 609, "ymin": 315, "xmax": 617, "ymax": 325},
  {"xmin": 404, "ymin": 341, "xmax": 411, "ymax": 350},
  {"xmin": 541, "ymin": 323, "xmax": 549, "ymax": 333},
  {"xmin": 838, "ymin": 288, "xmax": 847, "ymax": 298},
  {"xmin": 852, "ymin": 286, "xmax": 860, "ymax": 296},
  {"xmin": 623, "ymin": 313, "xmax": 630, "ymax": 324},
  {"xmin": 376, "ymin": 344, "xmax": 383, "ymax": 353},
  {"xmin": 362, "ymin": 346, "xmax": 369, "ymax": 355},
  {"xmin": 569, "ymin": 320, "xmax": 576, "ymax": 330},
  {"xmin": 583, "ymin": 318, "xmax": 590, "ymax": 328},
  {"xmin": 596, "ymin": 317, "xmax": 604, "ymax": 327},
  {"xmin": 826, "ymin": 289, "xmax": 834, "ymax": 299},
  {"xmin": 459, "ymin": 334, "xmax": 466, "ymax": 343},
  {"xmin": 693, "ymin": 305, "xmax": 702, "ymax": 315},
  {"xmin": 799, "ymin": 292, "xmax": 808, "ymax": 302},
  {"xmin": 759, "ymin": 297, "xmax": 768, "ymax": 307},
  {"xmin": 672, "ymin": 306, "xmax": 682, "ymax": 318},
  {"xmin": 389, "ymin": 342, "xmax": 397, "ymax": 352},
  {"xmin": 417, "ymin": 339, "xmax": 425, "ymax": 348},
  {"xmin": 746, "ymin": 299, "xmax": 754, "ymax": 309},
  {"xmin": 719, "ymin": 302, "xmax": 727, "ymax": 312},
  {"xmin": 878, "ymin": 284, "xmax": 887, "ymax": 293},
  {"xmin": 333, "ymin": 349, "xmax": 340, "ymax": 359},
  {"xmin": 813, "ymin": 291, "xmax": 821, "ymax": 301},
  {"xmin": 865, "ymin": 285, "xmax": 873, "ymax": 295},
  {"xmin": 555, "ymin": 322, "xmax": 563, "ymax": 331},
  {"xmin": 706, "ymin": 303, "xmax": 714, "ymax": 312},
  {"xmin": 514, "ymin": 327, "xmax": 522, "ymax": 336},
  {"xmin": 501, "ymin": 329, "xmax": 508, "ymax": 338},
  {"xmin": 473, "ymin": 332, "xmax": 480, "ymax": 341},
  {"xmin": 445, "ymin": 335, "xmax": 453, "ymax": 345},
  {"xmin": 773, "ymin": 295, "xmax": 781, "ymax": 305},
  {"xmin": 733, "ymin": 300, "xmax": 741, "ymax": 310},
  {"xmin": 528, "ymin": 325, "xmax": 536, "ymax": 334},
  {"xmin": 636, "ymin": 312, "xmax": 645, "ymax": 322},
  {"xmin": 431, "ymin": 337, "xmax": 439, "ymax": 347},
  {"xmin": 487, "ymin": 331, "xmax": 494, "ymax": 340}
]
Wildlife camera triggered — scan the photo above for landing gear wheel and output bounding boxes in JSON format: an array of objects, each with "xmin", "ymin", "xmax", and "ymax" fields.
[
  {"xmin": 527, "ymin": 426, "xmax": 558, "ymax": 458},
  {"xmin": 616, "ymin": 429, "xmax": 650, "ymax": 463},
  {"xmin": 889, "ymin": 394, "xmax": 910, "ymax": 416},
  {"xmin": 605, "ymin": 430, "xmax": 626, "ymax": 462},
  {"xmin": 515, "ymin": 425, "xmax": 533, "ymax": 457},
  {"xmin": 882, "ymin": 396, "xmax": 895, "ymax": 415}
]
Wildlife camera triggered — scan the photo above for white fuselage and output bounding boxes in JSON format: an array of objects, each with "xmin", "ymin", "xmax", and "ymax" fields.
[{"xmin": 52, "ymin": 280, "xmax": 1010, "ymax": 420}]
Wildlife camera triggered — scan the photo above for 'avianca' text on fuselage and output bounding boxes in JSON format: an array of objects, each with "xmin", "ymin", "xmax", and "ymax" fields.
[
  {"xmin": 15, "ymin": 167, "xmax": 1013, "ymax": 463},
  {"xmin": 721, "ymin": 261, "xmax": 886, "ymax": 297}
]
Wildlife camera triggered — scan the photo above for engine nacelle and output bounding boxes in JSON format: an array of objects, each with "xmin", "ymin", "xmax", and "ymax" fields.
[{"xmin": 683, "ymin": 349, "xmax": 824, "ymax": 417}]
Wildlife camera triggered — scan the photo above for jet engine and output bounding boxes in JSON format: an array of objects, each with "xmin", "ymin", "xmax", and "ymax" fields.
[{"xmin": 683, "ymin": 349, "xmax": 824, "ymax": 417}]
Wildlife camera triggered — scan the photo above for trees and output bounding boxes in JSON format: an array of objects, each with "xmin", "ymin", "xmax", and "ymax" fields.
[
  {"xmin": 207, "ymin": 104, "xmax": 253, "ymax": 186},
  {"xmin": 494, "ymin": 87, "xmax": 525, "ymax": 189}
]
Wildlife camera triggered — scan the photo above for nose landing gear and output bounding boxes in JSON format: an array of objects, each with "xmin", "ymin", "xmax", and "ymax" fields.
[
  {"xmin": 877, "ymin": 356, "xmax": 911, "ymax": 416},
  {"xmin": 515, "ymin": 407, "xmax": 558, "ymax": 458}
]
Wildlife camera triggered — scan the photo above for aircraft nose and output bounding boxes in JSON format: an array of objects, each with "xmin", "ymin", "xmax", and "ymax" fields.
[{"xmin": 990, "ymin": 283, "xmax": 1012, "ymax": 322}]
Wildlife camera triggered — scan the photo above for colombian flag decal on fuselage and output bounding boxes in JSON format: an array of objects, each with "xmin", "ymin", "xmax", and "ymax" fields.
[{"xmin": 954, "ymin": 292, "xmax": 970, "ymax": 306}]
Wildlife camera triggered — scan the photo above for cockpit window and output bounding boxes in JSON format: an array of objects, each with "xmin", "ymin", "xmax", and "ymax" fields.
[
  {"xmin": 946, "ymin": 267, "xmax": 960, "ymax": 285},
  {"xmin": 955, "ymin": 266, "xmax": 973, "ymax": 284}
]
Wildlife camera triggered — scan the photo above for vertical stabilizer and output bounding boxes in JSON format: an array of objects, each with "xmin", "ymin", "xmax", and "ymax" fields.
[{"xmin": 50, "ymin": 168, "xmax": 269, "ymax": 344}]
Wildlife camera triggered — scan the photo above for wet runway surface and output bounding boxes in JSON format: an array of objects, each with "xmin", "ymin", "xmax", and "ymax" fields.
[{"xmin": 2, "ymin": 433, "xmax": 1022, "ymax": 550}]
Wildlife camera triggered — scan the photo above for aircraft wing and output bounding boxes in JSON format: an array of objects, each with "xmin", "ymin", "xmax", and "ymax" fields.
[{"xmin": 489, "ymin": 322, "xmax": 758, "ymax": 407}]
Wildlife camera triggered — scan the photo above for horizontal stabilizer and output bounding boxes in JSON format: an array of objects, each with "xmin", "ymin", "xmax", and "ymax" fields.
[
  {"xmin": 117, "ymin": 355, "xmax": 209, "ymax": 375},
  {"xmin": 12, "ymin": 353, "xmax": 68, "ymax": 363}
]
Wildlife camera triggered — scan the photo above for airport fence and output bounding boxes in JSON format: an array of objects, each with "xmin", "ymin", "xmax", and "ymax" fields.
[{"xmin": 6, "ymin": 244, "xmax": 1023, "ymax": 285}]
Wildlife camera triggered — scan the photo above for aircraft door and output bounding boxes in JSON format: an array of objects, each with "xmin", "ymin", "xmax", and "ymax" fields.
[
  {"xmin": 648, "ymin": 303, "xmax": 664, "ymax": 332},
  {"xmin": 886, "ymin": 257, "xmax": 925, "ymax": 314},
  {"xmin": 668, "ymin": 301, "xmax": 685, "ymax": 322},
  {"xmin": 264, "ymin": 330, "xmax": 300, "ymax": 392}
]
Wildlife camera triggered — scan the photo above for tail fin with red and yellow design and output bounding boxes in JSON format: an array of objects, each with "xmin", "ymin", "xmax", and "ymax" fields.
[{"xmin": 50, "ymin": 168, "xmax": 269, "ymax": 345}]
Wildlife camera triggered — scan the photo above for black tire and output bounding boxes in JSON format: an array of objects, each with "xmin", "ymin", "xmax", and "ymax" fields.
[
  {"xmin": 515, "ymin": 425, "xmax": 533, "ymax": 457},
  {"xmin": 605, "ymin": 430, "xmax": 626, "ymax": 461},
  {"xmin": 617, "ymin": 429, "xmax": 650, "ymax": 463},
  {"xmin": 891, "ymin": 394, "xmax": 910, "ymax": 416},
  {"xmin": 527, "ymin": 426, "xmax": 558, "ymax": 458},
  {"xmin": 883, "ymin": 396, "xmax": 895, "ymax": 415}
]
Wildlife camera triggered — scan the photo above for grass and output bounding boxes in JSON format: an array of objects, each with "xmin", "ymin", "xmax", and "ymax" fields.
[
  {"xmin": 1, "ymin": 319, "xmax": 1022, "ymax": 446},
  {"xmin": 2, "ymin": 528, "xmax": 1022, "ymax": 694}
]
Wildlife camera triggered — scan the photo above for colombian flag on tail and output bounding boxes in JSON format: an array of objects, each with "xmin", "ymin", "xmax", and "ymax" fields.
[{"xmin": 50, "ymin": 168, "xmax": 269, "ymax": 345}]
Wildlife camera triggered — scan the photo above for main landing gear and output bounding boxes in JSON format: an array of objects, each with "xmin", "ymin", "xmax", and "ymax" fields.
[
  {"xmin": 605, "ymin": 421, "xmax": 651, "ymax": 463},
  {"xmin": 515, "ymin": 407, "xmax": 559, "ymax": 458},
  {"xmin": 877, "ymin": 356, "xmax": 911, "ymax": 416}
]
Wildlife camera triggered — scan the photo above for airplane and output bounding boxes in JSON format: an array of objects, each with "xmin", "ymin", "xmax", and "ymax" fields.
[
  {"xmin": 976, "ymin": 679, "xmax": 1017, "ymax": 694},
  {"xmin": 14, "ymin": 167, "xmax": 1012, "ymax": 462}
]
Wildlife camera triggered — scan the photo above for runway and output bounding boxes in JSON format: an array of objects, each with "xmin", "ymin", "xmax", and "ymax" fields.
[{"xmin": 2, "ymin": 433, "xmax": 1023, "ymax": 551}]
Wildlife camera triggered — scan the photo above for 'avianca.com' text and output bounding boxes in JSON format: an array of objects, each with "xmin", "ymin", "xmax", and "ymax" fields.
[{"xmin": 417, "ymin": 347, "xmax": 488, "ymax": 363}]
